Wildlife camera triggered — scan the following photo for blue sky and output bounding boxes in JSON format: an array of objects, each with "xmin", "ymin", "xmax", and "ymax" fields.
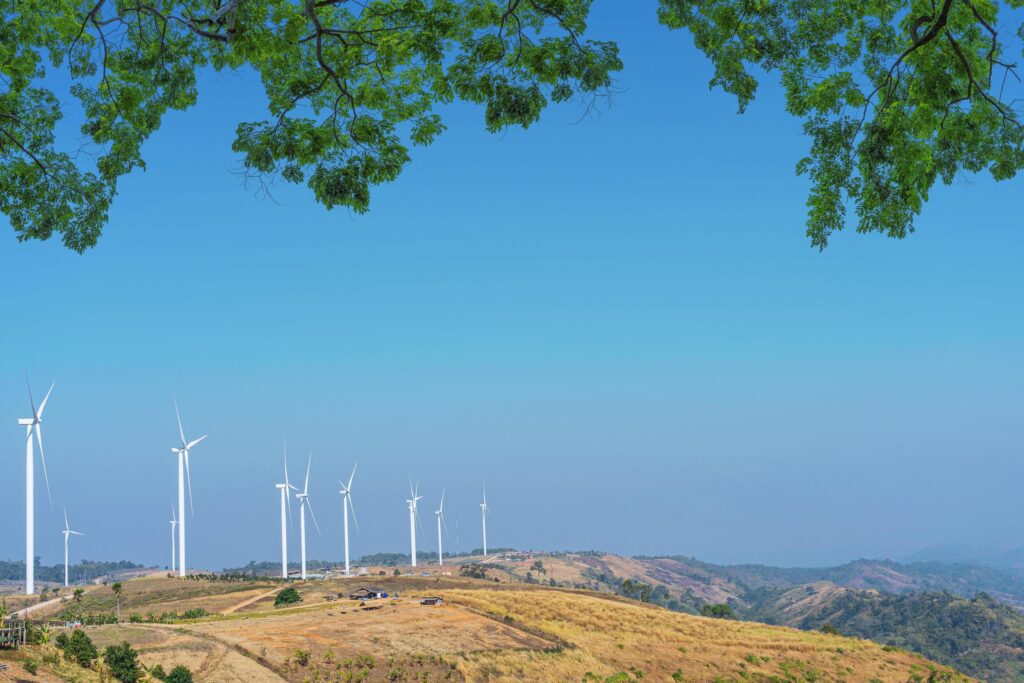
[{"xmin": 1, "ymin": 1, "xmax": 1022, "ymax": 571}]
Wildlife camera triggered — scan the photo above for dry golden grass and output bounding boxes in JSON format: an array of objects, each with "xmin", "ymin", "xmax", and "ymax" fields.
[
  {"xmin": 30, "ymin": 575, "xmax": 277, "ymax": 619},
  {"xmin": 441, "ymin": 588, "xmax": 973, "ymax": 682},
  {"xmin": 19, "ymin": 575, "xmax": 975, "ymax": 683}
]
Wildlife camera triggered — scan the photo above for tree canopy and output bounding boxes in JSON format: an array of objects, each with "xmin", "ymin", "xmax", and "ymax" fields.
[
  {"xmin": 2, "ymin": 0, "xmax": 1022, "ymax": 251},
  {"xmin": 659, "ymin": 0, "xmax": 1024, "ymax": 248}
]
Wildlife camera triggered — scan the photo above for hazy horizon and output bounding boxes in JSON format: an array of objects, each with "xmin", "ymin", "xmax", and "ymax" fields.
[{"xmin": 2, "ymin": 0, "xmax": 1022, "ymax": 572}]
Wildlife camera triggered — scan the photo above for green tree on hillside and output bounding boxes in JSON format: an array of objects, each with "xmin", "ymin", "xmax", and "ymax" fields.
[
  {"xmin": 165, "ymin": 665, "xmax": 195, "ymax": 683},
  {"xmin": 701, "ymin": 603, "xmax": 736, "ymax": 619},
  {"xmin": 103, "ymin": 641, "xmax": 142, "ymax": 683},
  {"xmin": 274, "ymin": 587, "xmax": 302, "ymax": 606}
]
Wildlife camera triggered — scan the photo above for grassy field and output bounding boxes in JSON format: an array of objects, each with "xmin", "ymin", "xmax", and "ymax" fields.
[
  {"xmin": 442, "ymin": 588, "xmax": 969, "ymax": 682},
  {"xmin": 6, "ymin": 574, "xmax": 974, "ymax": 682}
]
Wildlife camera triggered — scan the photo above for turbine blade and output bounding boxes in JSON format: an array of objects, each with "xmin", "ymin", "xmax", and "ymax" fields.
[
  {"xmin": 187, "ymin": 435, "xmax": 207, "ymax": 449},
  {"xmin": 25, "ymin": 373, "xmax": 36, "ymax": 417},
  {"xmin": 307, "ymin": 499, "xmax": 321, "ymax": 536},
  {"xmin": 442, "ymin": 513, "xmax": 449, "ymax": 538},
  {"xmin": 185, "ymin": 450, "xmax": 194, "ymax": 517},
  {"xmin": 38, "ymin": 382, "xmax": 54, "ymax": 418},
  {"xmin": 64, "ymin": 506, "xmax": 69, "ymax": 531},
  {"xmin": 35, "ymin": 423, "xmax": 53, "ymax": 508},
  {"xmin": 440, "ymin": 489, "xmax": 445, "ymax": 513},
  {"xmin": 304, "ymin": 452, "xmax": 312, "ymax": 495},
  {"xmin": 348, "ymin": 494, "xmax": 360, "ymax": 533},
  {"xmin": 71, "ymin": 531, "xmax": 83, "ymax": 536},
  {"xmin": 347, "ymin": 462, "xmax": 357, "ymax": 491},
  {"xmin": 174, "ymin": 396, "xmax": 186, "ymax": 445}
]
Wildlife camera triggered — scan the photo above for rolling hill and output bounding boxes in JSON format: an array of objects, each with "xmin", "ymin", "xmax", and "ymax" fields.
[
  {"xmin": 0, "ymin": 573, "xmax": 970, "ymax": 682},
  {"xmin": 470, "ymin": 551, "xmax": 1024, "ymax": 680}
]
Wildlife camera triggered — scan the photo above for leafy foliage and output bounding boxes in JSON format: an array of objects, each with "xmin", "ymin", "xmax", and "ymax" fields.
[
  {"xmin": 56, "ymin": 629, "xmax": 99, "ymax": 668},
  {"xmin": 103, "ymin": 640, "xmax": 142, "ymax": 683},
  {"xmin": 164, "ymin": 664, "xmax": 194, "ymax": 683},
  {"xmin": 700, "ymin": 602, "xmax": 736, "ymax": 619},
  {"xmin": 659, "ymin": 0, "xmax": 1024, "ymax": 247},
  {"xmin": 773, "ymin": 590, "xmax": 1024, "ymax": 681},
  {"xmin": 274, "ymin": 586, "xmax": 302, "ymax": 606},
  {"xmin": 2, "ymin": 0, "xmax": 621, "ymax": 250}
]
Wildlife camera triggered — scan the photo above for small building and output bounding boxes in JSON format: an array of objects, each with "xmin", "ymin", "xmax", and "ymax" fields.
[
  {"xmin": 349, "ymin": 587, "xmax": 388, "ymax": 600},
  {"xmin": 420, "ymin": 597, "xmax": 444, "ymax": 606}
]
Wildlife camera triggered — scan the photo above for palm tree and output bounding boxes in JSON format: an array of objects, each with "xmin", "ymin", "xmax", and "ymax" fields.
[{"xmin": 111, "ymin": 583, "xmax": 122, "ymax": 622}]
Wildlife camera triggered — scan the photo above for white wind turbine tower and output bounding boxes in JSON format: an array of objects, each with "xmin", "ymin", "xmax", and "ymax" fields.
[
  {"xmin": 275, "ymin": 445, "xmax": 297, "ymax": 579},
  {"xmin": 18, "ymin": 377, "xmax": 54, "ymax": 596},
  {"xmin": 171, "ymin": 399, "xmax": 206, "ymax": 578},
  {"xmin": 295, "ymin": 453, "xmax": 321, "ymax": 580},
  {"xmin": 169, "ymin": 500, "xmax": 178, "ymax": 573},
  {"xmin": 338, "ymin": 464, "xmax": 359, "ymax": 575},
  {"xmin": 435, "ymin": 490, "xmax": 448, "ymax": 567},
  {"xmin": 406, "ymin": 480, "xmax": 423, "ymax": 567},
  {"xmin": 61, "ymin": 507, "xmax": 83, "ymax": 588},
  {"xmin": 480, "ymin": 483, "xmax": 490, "ymax": 557}
]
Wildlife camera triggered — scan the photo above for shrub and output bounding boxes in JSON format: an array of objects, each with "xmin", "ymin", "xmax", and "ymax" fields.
[
  {"xmin": 293, "ymin": 649, "xmax": 311, "ymax": 666},
  {"xmin": 274, "ymin": 587, "xmax": 302, "ymax": 607},
  {"xmin": 700, "ymin": 603, "xmax": 736, "ymax": 619},
  {"xmin": 165, "ymin": 665, "xmax": 194, "ymax": 683},
  {"xmin": 63, "ymin": 629, "xmax": 99, "ymax": 668},
  {"xmin": 23, "ymin": 659, "xmax": 39, "ymax": 674},
  {"xmin": 104, "ymin": 641, "xmax": 142, "ymax": 682},
  {"xmin": 149, "ymin": 663, "xmax": 167, "ymax": 680},
  {"xmin": 819, "ymin": 623, "xmax": 840, "ymax": 635}
]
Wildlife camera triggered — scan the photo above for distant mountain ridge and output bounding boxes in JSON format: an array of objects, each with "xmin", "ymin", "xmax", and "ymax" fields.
[
  {"xmin": 904, "ymin": 543, "xmax": 1024, "ymax": 572},
  {"xmin": 476, "ymin": 551, "xmax": 1024, "ymax": 681}
]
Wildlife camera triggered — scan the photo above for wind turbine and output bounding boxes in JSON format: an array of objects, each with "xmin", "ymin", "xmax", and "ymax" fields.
[
  {"xmin": 480, "ymin": 483, "xmax": 490, "ymax": 557},
  {"xmin": 406, "ymin": 479, "xmax": 423, "ymax": 568},
  {"xmin": 275, "ymin": 444, "xmax": 297, "ymax": 579},
  {"xmin": 61, "ymin": 507, "xmax": 83, "ymax": 588},
  {"xmin": 170, "ymin": 398, "xmax": 206, "ymax": 578},
  {"xmin": 18, "ymin": 376, "xmax": 54, "ymax": 595},
  {"xmin": 295, "ymin": 452, "xmax": 321, "ymax": 580},
  {"xmin": 338, "ymin": 464, "xmax": 359, "ymax": 575},
  {"xmin": 169, "ymin": 500, "xmax": 178, "ymax": 572},
  {"xmin": 435, "ymin": 490, "xmax": 448, "ymax": 567}
]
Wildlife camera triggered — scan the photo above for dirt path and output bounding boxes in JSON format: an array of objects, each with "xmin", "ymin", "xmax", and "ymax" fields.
[
  {"xmin": 220, "ymin": 587, "xmax": 281, "ymax": 615},
  {"xmin": 132, "ymin": 623, "xmax": 287, "ymax": 682},
  {"xmin": 13, "ymin": 585, "xmax": 98, "ymax": 619}
]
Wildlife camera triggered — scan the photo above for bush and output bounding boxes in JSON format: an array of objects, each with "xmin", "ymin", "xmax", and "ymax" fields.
[
  {"xmin": 700, "ymin": 603, "xmax": 736, "ymax": 619},
  {"xmin": 149, "ymin": 663, "xmax": 167, "ymax": 680},
  {"xmin": 23, "ymin": 659, "xmax": 38, "ymax": 674},
  {"xmin": 104, "ymin": 641, "xmax": 142, "ymax": 682},
  {"xmin": 63, "ymin": 629, "xmax": 99, "ymax": 668},
  {"xmin": 819, "ymin": 623, "xmax": 840, "ymax": 635},
  {"xmin": 274, "ymin": 587, "xmax": 302, "ymax": 607},
  {"xmin": 165, "ymin": 665, "xmax": 194, "ymax": 683}
]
